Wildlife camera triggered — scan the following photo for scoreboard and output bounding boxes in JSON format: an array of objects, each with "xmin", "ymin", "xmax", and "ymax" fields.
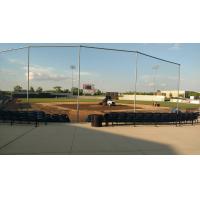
[{"xmin": 83, "ymin": 84, "xmax": 96, "ymax": 95}]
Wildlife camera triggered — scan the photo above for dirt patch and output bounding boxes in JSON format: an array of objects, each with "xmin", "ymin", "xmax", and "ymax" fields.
[
  {"xmin": 29, "ymin": 102, "xmax": 140, "ymax": 122},
  {"xmin": 30, "ymin": 102, "xmax": 170, "ymax": 122},
  {"xmin": 3, "ymin": 101, "xmax": 170, "ymax": 123},
  {"xmin": 58, "ymin": 103, "xmax": 139, "ymax": 111}
]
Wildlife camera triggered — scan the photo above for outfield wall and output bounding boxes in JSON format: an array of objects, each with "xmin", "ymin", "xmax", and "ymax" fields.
[
  {"xmin": 79, "ymin": 96, "xmax": 104, "ymax": 100},
  {"xmin": 119, "ymin": 95, "xmax": 165, "ymax": 102},
  {"xmin": 170, "ymin": 98, "xmax": 200, "ymax": 104}
]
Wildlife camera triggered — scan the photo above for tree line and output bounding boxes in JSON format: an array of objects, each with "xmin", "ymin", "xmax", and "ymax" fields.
[{"xmin": 13, "ymin": 85, "xmax": 103, "ymax": 96}]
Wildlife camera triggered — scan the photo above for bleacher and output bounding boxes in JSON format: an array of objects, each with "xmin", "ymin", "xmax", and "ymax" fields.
[
  {"xmin": 0, "ymin": 110, "xmax": 70, "ymax": 127},
  {"xmin": 86, "ymin": 112, "xmax": 199, "ymax": 126},
  {"xmin": 0, "ymin": 95, "xmax": 11, "ymax": 106}
]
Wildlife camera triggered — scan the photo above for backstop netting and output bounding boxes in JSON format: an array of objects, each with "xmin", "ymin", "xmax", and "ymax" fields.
[
  {"xmin": 0, "ymin": 45, "xmax": 182, "ymax": 123},
  {"xmin": 79, "ymin": 46, "xmax": 136, "ymax": 122},
  {"xmin": 29, "ymin": 47, "xmax": 79, "ymax": 121},
  {"xmin": 0, "ymin": 48, "xmax": 28, "ymax": 110},
  {"xmin": 136, "ymin": 53, "xmax": 180, "ymax": 113}
]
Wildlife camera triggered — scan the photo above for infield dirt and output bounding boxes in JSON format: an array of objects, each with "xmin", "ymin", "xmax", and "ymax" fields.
[{"xmin": 30, "ymin": 102, "xmax": 169, "ymax": 122}]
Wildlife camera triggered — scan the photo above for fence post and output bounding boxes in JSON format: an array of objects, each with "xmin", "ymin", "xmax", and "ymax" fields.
[
  {"xmin": 134, "ymin": 52, "xmax": 138, "ymax": 113},
  {"xmin": 175, "ymin": 64, "xmax": 181, "ymax": 126},
  {"xmin": 176, "ymin": 64, "xmax": 181, "ymax": 112},
  {"xmin": 27, "ymin": 46, "xmax": 30, "ymax": 104},
  {"xmin": 77, "ymin": 45, "xmax": 81, "ymax": 123}
]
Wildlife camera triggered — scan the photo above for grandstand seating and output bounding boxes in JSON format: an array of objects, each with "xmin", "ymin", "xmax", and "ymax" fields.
[
  {"xmin": 0, "ymin": 95, "xmax": 11, "ymax": 108},
  {"xmin": 0, "ymin": 110, "xmax": 70, "ymax": 126},
  {"xmin": 0, "ymin": 96, "xmax": 10, "ymax": 104},
  {"xmin": 86, "ymin": 112, "xmax": 199, "ymax": 126}
]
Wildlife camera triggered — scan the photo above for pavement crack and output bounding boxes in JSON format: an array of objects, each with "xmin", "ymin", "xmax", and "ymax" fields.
[
  {"xmin": 0, "ymin": 127, "xmax": 36, "ymax": 151},
  {"xmin": 69, "ymin": 126, "xmax": 78, "ymax": 154}
]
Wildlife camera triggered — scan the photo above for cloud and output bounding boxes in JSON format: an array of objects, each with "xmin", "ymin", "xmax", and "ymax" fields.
[
  {"xmin": 0, "ymin": 69, "xmax": 16, "ymax": 76},
  {"xmin": 8, "ymin": 58, "xmax": 26, "ymax": 66},
  {"xmin": 169, "ymin": 43, "xmax": 181, "ymax": 50},
  {"xmin": 161, "ymin": 83, "xmax": 167, "ymax": 87},
  {"xmin": 7, "ymin": 58, "xmax": 93, "ymax": 81},
  {"xmin": 68, "ymin": 71, "xmax": 93, "ymax": 76},
  {"xmin": 146, "ymin": 82, "xmax": 154, "ymax": 87},
  {"xmin": 80, "ymin": 71, "xmax": 92, "ymax": 76},
  {"xmin": 25, "ymin": 65, "xmax": 71, "ymax": 82},
  {"xmin": 28, "ymin": 67, "xmax": 93, "ymax": 82}
]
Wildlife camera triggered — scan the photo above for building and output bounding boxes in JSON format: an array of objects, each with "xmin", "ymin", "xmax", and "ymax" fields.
[
  {"xmin": 161, "ymin": 90, "xmax": 187, "ymax": 98},
  {"xmin": 161, "ymin": 90, "xmax": 200, "ymax": 99},
  {"xmin": 119, "ymin": 94, "xmax": 165, "ymax": 102}
]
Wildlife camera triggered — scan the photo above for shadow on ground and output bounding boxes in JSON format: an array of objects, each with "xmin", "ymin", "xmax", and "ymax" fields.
[{"xmin": 0, "ymin": 123, "xmax": 178, "ymax": 155}]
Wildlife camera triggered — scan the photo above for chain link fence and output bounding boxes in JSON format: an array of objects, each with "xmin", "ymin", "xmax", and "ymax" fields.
[{"xmin": 0, "ymin": 45, "xmax": 181, "ymax": 123}]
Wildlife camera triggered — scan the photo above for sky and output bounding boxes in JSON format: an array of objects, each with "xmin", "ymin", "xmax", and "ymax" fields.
[{"xmin": 0, "ymin": 43, "xmax": 199, "ymax": 92}]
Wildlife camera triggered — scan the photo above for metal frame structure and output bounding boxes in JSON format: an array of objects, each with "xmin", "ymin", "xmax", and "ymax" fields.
[{"xmin": 0, "ymin": 44, "xmax": 181, "ymax": 122}]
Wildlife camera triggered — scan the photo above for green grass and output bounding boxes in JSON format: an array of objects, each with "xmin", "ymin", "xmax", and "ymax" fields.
[
  {"xmin": 18, "ymin": 98, "xmax": 101, "ymax": 103},
  {"xmin": 18, "ymin": 98, "xmax": 199, "ymax": 110},
  {"xmin": 117, "ymin": 100, "xmax": 200, "ymax": 110}
]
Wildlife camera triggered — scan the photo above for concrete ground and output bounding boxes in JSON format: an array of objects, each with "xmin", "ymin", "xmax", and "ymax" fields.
[{"xmin": 0, "ymin": 122, "xmax": 200, "ymax": 155}]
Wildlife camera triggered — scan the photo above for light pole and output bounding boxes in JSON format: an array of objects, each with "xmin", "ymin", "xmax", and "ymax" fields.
[{"xmin": 70, "ymin": 65, "xmax": 76, "ymax": 95}]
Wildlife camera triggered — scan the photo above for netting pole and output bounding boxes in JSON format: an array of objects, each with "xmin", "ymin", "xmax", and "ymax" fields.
[
  {"xmin": 176, "ymin": 64, "xmax": 181, "ymax": 112},
  {"xmin": 134, "ymin": 52, "xmax": 138, "ymax": 113},
  {"xmin": 76, "ymin": 46, "xmax": 81, "ymax": 123},
  {"xmin": 27, "ymin": 46, "xmax": 30, "ymax": 104}
]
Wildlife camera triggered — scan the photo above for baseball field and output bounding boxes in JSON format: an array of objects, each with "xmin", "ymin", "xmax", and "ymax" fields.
[{"xmin": 4, "ymin": 97, "xmax": 199, "ymax": 122}]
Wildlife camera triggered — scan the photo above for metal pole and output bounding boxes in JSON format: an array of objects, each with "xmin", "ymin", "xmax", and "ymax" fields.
[
  {"xmin": 72, "ymin": 67, "xmax": 74, "ymax": 90},
  {"xmin": 176, "ymin": 64, "xmax": 181, "ymax": 112},
  {"xmin": 152, "ymin": 65, "xmax": 159, "ymax": 107},
  {"xmin": 27, "ymin": 47, "xmax": 30, "ymax": 104},
  {"xmin": 153, "ymin": 67, "xmax": 156, "ymax": 105},
  {"xmin": 70, "ymin": 65, "xmax": 75, "ymax": 95},
  {"xmin": 134, "ymin": 52, "xmax": 139, "ymax": 113},
  {"xmin": 77, "ymin": 46, "xmax": 81, "ymax": 123}
]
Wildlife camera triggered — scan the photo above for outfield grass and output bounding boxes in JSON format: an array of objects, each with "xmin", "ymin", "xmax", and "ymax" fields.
[
  {"xmin": 18, "ymin": 98, "xmax": 200, "ymax": 110},
  {"xmin": 117, "ymin": 100, "xmax": 200, "ymax": 110},
  {"xmin": 18, "ymin": 98, "xmax": 101, "ymax": 103}
]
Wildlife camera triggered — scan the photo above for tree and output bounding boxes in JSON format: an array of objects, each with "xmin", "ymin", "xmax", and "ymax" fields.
[
  {"xmin": 30, "ymin": 86, "xmax": 35, "ymax": 92},
  {"xmin": 14, "ymin": 85, "xmax": 22, "ymax": 92},
  {"xmin": 94, "ymin": 89, "xmax": 102, "ymax": 96},
  {"xmin": 71, "ymin": 87, "xmax": 83, "ymax": 95},
  {"xmin": 36, "ymin": 87, "xmax": 43, "ymax": 93},
  {"xmin": 186, "ymin": 91, "xmax": 200, "ymax": 99},
  {"xmin": 53, "ymin": 86, "xmax": 62, "ymax": 93},
  {"xmin": 63, "ymin": 89, "xmax": 70, "ymax": 93}
]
